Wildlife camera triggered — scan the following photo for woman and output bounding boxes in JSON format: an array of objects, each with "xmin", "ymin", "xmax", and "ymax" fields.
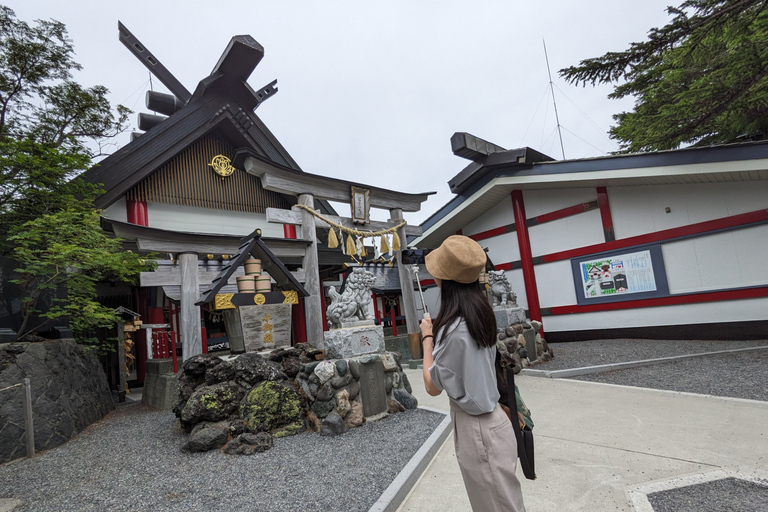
[{"xmin": 420, "ymin": 235, "xmax": 526, "ymax": 512}]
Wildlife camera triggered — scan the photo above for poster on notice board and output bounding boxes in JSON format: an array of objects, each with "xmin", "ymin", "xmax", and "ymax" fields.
[{"xmin": 571, "ymin": 245, "xmax": 669, "ymax": 305}]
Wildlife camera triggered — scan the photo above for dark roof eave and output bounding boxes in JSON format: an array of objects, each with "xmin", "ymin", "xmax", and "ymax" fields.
[{"xmin": 420, "ymin": 139, "xmax": 768, "ymax": 236}]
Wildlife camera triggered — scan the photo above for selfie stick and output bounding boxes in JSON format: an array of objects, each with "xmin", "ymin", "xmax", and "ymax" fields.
[{"xmin": 412, "ymin": 265, "xmax": 430, "ymax": 320}]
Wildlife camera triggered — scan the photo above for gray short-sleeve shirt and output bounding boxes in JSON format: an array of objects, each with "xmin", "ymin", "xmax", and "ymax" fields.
[{"xmin": 428, "ymin": 319, "xmax": 500, "ymax": 415}]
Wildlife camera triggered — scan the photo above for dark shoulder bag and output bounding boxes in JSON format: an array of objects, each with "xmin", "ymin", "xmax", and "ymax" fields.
[{"xmin": 496, "ymin": 352, "xmax": 536, "ymax": 480}]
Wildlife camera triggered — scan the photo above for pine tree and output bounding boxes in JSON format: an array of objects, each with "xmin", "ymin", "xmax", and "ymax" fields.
[{"xmin": 560, "ymin": 0, "xmax": 768, "ymax": 153}]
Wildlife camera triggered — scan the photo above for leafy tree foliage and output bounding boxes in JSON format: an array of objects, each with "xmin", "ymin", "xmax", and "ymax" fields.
[
  {"xmin": 0, "ymin": 6, "xmax": 147, "ymax": 345},
  {"xmin": 0, "ymin": 5, "xmax": 129, "ymax": 153},
  {"xmin": 560, "ymin": 0, "xmax": 768, "ymax": 153},
  {"xmin": 9, "ymin": 209, "xmax": 154, "ymax": 348},
  {"xmin": 0, "ymin": 5, "xmax": 130, "ymax": 255}
]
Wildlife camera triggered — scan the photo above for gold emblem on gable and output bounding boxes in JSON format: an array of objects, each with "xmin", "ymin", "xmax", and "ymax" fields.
[{"xmin": 209, "ymin": 155, "xmax": 236, "ymax": 178}]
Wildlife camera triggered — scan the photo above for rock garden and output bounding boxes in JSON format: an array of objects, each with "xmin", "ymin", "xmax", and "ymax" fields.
[{"xmin": 175, "ymin": 343, "xmax": 418, "ymax": 455}]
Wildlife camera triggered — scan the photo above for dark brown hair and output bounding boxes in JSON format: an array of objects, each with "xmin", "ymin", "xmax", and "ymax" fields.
[{"xmin": 432, "ymin": 279, "xmax": 497, "ymax": 348}]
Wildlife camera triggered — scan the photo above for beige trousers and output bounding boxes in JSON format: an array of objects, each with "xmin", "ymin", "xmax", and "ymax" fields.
[{"xmin": 450, "ymin": 401, "xmax": 527, "ymax": 512}]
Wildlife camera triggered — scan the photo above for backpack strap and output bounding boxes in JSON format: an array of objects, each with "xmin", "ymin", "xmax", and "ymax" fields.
[{"xmin": 497, "ymin": 351, "xmax": 536, "ymax": 480}]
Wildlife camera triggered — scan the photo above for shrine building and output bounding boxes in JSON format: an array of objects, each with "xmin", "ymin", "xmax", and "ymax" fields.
[
  {"xmin": 413, "ymin": 132, "xmax": 768, "ymax": 341},
  {"xmin": 81, "ymin": 24, "xmax": 432, "ymax": 388}
]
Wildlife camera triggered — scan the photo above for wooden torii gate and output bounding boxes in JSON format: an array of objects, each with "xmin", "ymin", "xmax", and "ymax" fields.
[{"xmin": 235, "ymin": 150, "xmax": 435, "ymax": 347}]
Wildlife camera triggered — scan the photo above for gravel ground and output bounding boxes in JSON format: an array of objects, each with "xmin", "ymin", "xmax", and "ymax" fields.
[
  {"xmin": 540, "ymin": 338, "xmax": 768, "ymax": 371},
  {"xmin": 648, "ymin": 477, "xmax": 768, "ymax": 512},
  {"xmin": 529, "ymin": 339, "xmax": 768, "ymax": 402},
  {"xmin": 0, "ymin": 405, "xmax": 445, "ymax": 512},
  {"xmin": 570, "ymin": 350, "xmax": 768, "ymax": 402}
]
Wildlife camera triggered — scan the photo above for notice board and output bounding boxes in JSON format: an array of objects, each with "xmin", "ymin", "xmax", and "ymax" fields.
[{"xmin": 570, "ymin": 244, "xmax": 669, "ymax": 306}]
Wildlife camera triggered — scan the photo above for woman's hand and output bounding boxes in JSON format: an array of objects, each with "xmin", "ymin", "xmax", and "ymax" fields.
[
  {"xmin": 419, "ymin": 317, "xmax": 441, "ymax": 396},
  {"xmin": 419, "ymin": 317, "xmax": 433, "ymax": 338}
]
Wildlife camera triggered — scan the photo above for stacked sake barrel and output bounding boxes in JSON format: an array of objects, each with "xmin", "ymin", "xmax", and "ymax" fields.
[{"xmin": 236, "ymin": 259, "xmax": 272, "ymax": 293}]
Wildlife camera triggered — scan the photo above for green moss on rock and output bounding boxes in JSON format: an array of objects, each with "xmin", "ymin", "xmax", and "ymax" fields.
[
  {"xmin": 240, "ymin": 381, "xmax": 304, "ymax": 434},
  {"xmin": 272, "ymin": 421, "xmax": 306, "ymax": 438}
]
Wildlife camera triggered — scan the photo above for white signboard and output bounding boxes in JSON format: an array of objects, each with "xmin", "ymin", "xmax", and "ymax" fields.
[{"xmin": 578, "ymin": 249, "xmax": 658, "ymax": 299}]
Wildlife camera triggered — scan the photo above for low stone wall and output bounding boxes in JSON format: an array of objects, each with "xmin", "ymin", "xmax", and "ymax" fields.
[
  {"xmin": 174, "ymin": 346, "xmax": 418, "ymax": 454},
  {"xmin": 0, "ymin": 339, "xmax": 114, "ymax": 463},
  {"xmin": 296, "ymin": 352, "xmax": 415, "ymax": 435}
]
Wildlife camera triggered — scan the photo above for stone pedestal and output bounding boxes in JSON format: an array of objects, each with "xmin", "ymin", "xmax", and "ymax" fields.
[
  {"xmin": 340, "ymin": 319, "xmax": 374, "ymax": 329},
  {"xmin": 323, "ymin": 324, "xmax": 385, "ymax": 359},
  {"xmin": 493, "ymin": 306, "xmax": 526, "ymax": 331},
  {"xmin": 142, "ymin": 359, "xmax": 179, "ymax": 410},
  {"xmin": 223, "ymin": 309, "xmax": 245, "ymax": 354}
]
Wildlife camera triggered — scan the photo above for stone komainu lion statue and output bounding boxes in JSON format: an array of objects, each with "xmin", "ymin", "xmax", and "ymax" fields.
[
  {"xmin": 326, "ymin": 268, "xmax": 377, "ymax": 329},
  {"xmin": 489, "ymin": 270, "xmax": 517, "ymax": 307}
]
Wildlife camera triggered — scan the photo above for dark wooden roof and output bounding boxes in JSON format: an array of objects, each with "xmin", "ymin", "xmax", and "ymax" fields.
[
  {"xmin": 196, "ymin": 229, "xmax": 308, "ymax": 305},
  {"xmin": 100, "ymin": 218, "xmax": 353, "ymax": 268},
  {"xmin": 82, "ymin": 35, "xmax": 304, "ymax": 211}
]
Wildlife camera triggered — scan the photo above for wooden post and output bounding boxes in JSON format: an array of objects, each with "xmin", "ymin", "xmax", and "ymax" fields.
[
  {"xmin": 178, "ymin": 252, "xmax": 202, "ymax": 360},
  {"xmin": 145, "ymin": 326, "xmax": 154, "ymax": 359},
  {"xmin": 116, "ymin": 322, "xmax": 127, "ymax": 403},
  {"xmin": 23, "ymin": 378, "xmax": 34, "ymax": 458},
  {"xmin": 391, "ymin": 208, "xmax": 419, "ymax": 336},
  {"xmin": 298, "ymin": 194, "xmax": 324, "ymax": 347}
]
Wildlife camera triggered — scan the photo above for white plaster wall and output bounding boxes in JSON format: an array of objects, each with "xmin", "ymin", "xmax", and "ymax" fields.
[
  {"xmin": 534, "ymin": 261, "xmax": 578, "ymax": 308},
  {"xmin": 662, "ymin": 223, "xmax": 768, "ymax": 293},
  {"xmin": 462, "ymin": 196, "xmax": 513, "ymax": 236},
  {"xmin": 543, "ymin": 296, "xmax": 768, "ymax": 333},
  {"xmin": 146, "ymin": 203, "xmax": 286, "ymax": 238},
  {"xmin": 528, "ymin": 209, "xmax": 604, "ymax": 257},
  {"xmin": 522, "ymin": 188, "xmax": 597, "ymax": 218},
  {"xmin": 481, "ymin": 233, "xmax": 520, "ymax": 264},
  {"xmin": 505, "ymin": 268, "xmax": 527, "ymax": 310},
  {"xmin": 609, "ymin": 181, "xmax": 768, "ymax": 239},
  {"xmin": 101, "ymin": 197, "xmax": 127, "ymax": 223}
]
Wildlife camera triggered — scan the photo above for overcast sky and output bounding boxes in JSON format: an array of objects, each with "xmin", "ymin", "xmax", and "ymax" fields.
[{"xmin": 13, "ymin": 1, "xmax": 672, "ymax": 224}]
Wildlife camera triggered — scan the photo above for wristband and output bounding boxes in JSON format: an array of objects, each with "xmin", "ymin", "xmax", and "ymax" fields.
[{"xmin": 421, "ymin": 335, "xmax": 434, "ymax": 343}]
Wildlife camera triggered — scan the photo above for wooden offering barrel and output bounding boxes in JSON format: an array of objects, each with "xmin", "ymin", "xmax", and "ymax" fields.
[
  {"xmin": 244, "ymin": 258, "xmax": 262, "ymax": 275},
  {"xmin": 236, "ymin": 275, "xmax": 256, "ymax": 293},
  {"xmin": 255, "ymin": 274, "xmax": 272, "ymax": 293}
]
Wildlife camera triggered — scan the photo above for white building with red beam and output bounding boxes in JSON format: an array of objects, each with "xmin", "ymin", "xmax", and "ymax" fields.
[{"xmin": 412, "ymin": 133, "xmax": 768, "ymax": 341}]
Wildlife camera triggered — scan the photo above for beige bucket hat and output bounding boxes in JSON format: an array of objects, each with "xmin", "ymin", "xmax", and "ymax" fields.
[{"xmin": 425, "ymin": 235, "xmax": 486, "ymax": 284}]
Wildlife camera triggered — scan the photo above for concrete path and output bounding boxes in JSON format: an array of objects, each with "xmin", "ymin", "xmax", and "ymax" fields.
[{"xmin": 397, "ymin": 368, "xmax": 768, "ymax": 511}]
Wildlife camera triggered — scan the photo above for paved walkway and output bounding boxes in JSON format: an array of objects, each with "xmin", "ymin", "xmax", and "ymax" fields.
[{"xmin": 397, "ymin": 368, "xmax": 768, "ymax": 511}]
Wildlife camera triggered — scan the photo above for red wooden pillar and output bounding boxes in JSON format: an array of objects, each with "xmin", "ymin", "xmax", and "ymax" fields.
[
  {"xmin": 127, "ymin": 199, "xmax": 149, "ymax": 382},
  {"xmin": 127, "ymin": 199, "xmax": 148, "ymax": 226},
  {"xmin": 283, "ymin": 222, "xmax": 308, "ymax": 342},
  {"xmin": 372, "ymin": 294, "xmax": 381, "ymax": 324},
  {"xmin": 596, "ymin": 187, "xmax": 615, "ymax": 242},
  {"xmin": 511, "ymin": 190, "xmax": 543, "ymax": 327},
  {"xmin": 292, "ymin": 298, "xmax": 307, "ymax": 344}
]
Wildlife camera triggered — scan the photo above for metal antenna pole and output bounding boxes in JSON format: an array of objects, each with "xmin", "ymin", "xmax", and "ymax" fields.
[{"xmin": 543, "ymin": 39, "xmax": 566, "ymax": 160}]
